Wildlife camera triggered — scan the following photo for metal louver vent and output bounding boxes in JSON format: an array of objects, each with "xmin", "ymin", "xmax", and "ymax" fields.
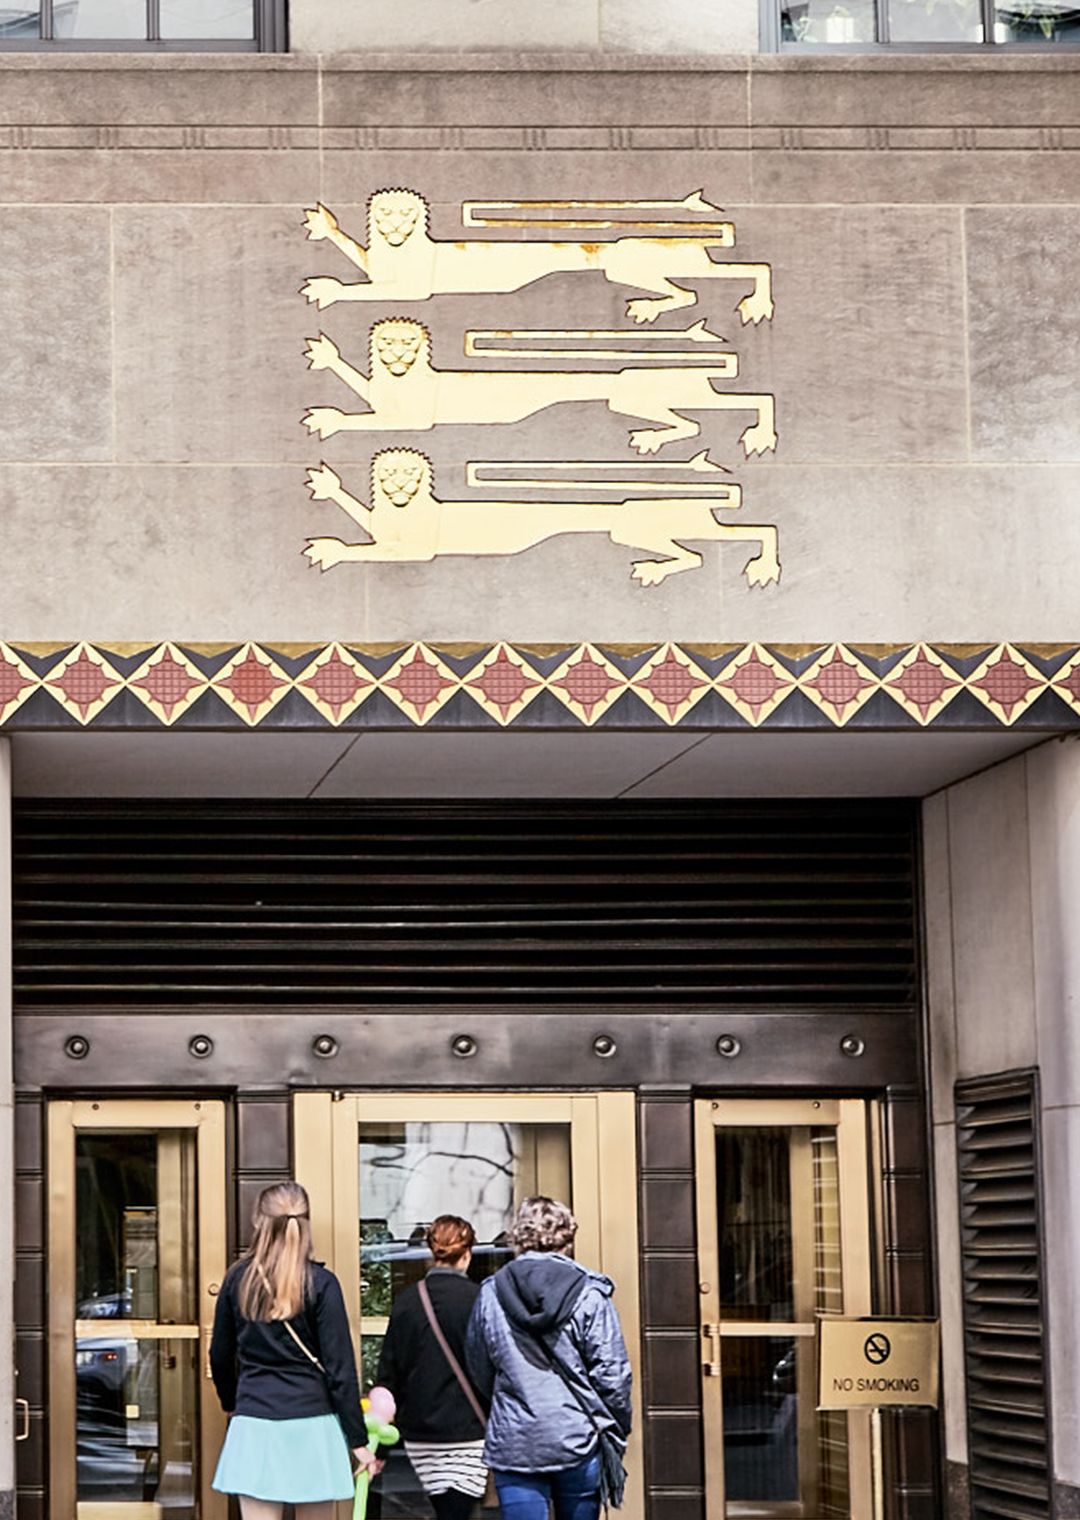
[
  {"xmin": 956, "ymin": 1072, "xmax": 1050, "ymax": 1520},
  {"xmin": 12, "ymin": 799, "xmax": 918, "ymax": 1008}
]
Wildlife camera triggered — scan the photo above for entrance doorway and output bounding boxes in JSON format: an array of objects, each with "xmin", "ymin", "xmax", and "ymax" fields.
[
  {"xmin": 295, "ymin": 1092, "xmax": 642, "ymax": 1520},
  {"xmin": 46, "ymin": 1100, "xmax": 228, "ymax": 1520},
  {"xmin": 694, "ymin": 1100, "xmax": 875, "ymax": 1520}
]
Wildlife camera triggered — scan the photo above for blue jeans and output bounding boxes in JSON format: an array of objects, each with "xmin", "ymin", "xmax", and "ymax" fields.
[{"xmin": 494, "ymin": 1452, "xmax": 601, "ymax": 1520}]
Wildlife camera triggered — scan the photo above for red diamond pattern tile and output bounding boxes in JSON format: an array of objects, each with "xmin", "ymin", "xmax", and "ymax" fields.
[
  {"xmin": 553, "ymin": 651, "xmax": 621, "ymax": 721},
  {"xmin": 636, "ymin": 651, "xmax": 706, "ymax": 721},
  {"xmin": 385, "ymin": 650, "xmax": 455, "ymax": 719},
  {"xmin": 469, "ymin": 648, "xmax": 539, "ymax": 721},
  {"xmin": 888, "ymin": 652, "xmax": 957, "ymax": 720},
  {"xmin": 48, "ymin": 650, "xmax": 119, "ymax": 720},
  {"xmin": 882, "ymin": 648, "xmax": 961, "ymax": 724},
  {"xmin": 719, "ymin": 651, "xmax": 790, "ymax": 721},
  {"xmin": 133, "ymin": 650, "xmax": 203, "ymax": 721},
  {"xmin": 0, "ymin": 656, "xmax": 34, "ymax": 713},
  {"xmin": 807, "ymin": 651, "xmax": 874, "ymax": 716},
  {"xmin": 302, "ymin": 652, "xmax": 370, "ymax": 721},
  {"xmin": 1054, "ymin": 660, "xmax": 1080, "ymax": 706},
  {"xmin": 217, "ymin": 651, "xmax": 287, "ymax": 721},
  {"xmin": 972, "ymin": 651, "xmax": 1041, "ymax": 719}
]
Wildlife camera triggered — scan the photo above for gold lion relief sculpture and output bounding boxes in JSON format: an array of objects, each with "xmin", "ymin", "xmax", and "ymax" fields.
[
  {"xmin": 303, "ymin": 451, "xmax": 781, "ymax": 589},
  {"xmin": 301, "ymin": 189, "xmax": 774, "ymax": 327},
  {"xmin": 302, "ymin": 321, "xmax": 777, "ymax": 458}
]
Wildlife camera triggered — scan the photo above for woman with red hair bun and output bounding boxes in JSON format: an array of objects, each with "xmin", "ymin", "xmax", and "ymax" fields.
[{"xmin": 376, "ymin": 1214, "xmax": 490, "ymax": 1520}]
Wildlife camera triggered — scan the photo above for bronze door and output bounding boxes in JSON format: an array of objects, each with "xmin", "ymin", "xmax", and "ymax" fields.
[
  {"xmin": 295, "ymin": 1091, "xmax": 643, "ymax": 1520},
  {"xmin": 695, "ymin": 1100, "xmax": 876, "ymax": 1520},
  {"xmin": 47, "ymin": 1101, "xmax": 227, "ymax": 1520}
]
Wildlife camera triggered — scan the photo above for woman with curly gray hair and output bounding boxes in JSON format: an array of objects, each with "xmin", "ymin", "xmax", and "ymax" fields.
[
  {"xmin": 465, "ymin": 1197, "xmax": 632, "ymax": 1520},
  {"xmin": 509, "ymin": 1196, "xmax": 579, "ymax": 1254}
]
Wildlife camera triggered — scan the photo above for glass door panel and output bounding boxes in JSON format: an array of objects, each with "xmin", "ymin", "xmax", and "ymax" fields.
[
  {"xmin": 49, "ymin": 1102, "xmax": 226, "ymax": 1520},
  {"xmin": 75, "ymin": 1129, "xmax": 199, "ymax": 1519},
  {"xmin": 295, "ymin": 1092, "xmax": 642, "ymax": 1520},
  {"xmin": 696, "ymin": 1101, "xmax": 873, "ymax": 1520},
  {"xmin": 357, "ymin": 1116, "xmax": 573, "ymax": 1513},
  {"xmin": 357, "ymin": 1118, "xmax": 572, "ymax": 1390}
]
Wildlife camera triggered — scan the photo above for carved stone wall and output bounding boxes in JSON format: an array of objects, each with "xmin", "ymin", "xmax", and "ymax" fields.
[{"xmin": 0, "ymin": 54, "xmax": 1078, "ymax": 652}]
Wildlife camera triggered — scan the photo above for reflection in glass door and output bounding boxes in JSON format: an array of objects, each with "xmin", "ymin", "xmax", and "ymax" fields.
[
  {"xmin": 48, "ymin": 1102, "xmax": 227, "ymax": 1520},
  {"xmin": 695, "ymin": 1101, "xmax": 874, "ymax": 1520},
  {"xmin": 355, "ymin": 1118, "xmax": 572, "ymax": 1388},
  {"xmin": 295, "ymin": 1093, "xmax": 642, "ymax": 1520}
]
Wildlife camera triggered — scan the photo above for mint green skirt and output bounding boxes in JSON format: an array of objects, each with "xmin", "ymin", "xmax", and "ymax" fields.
[{"xmin": 213, "ymin": 1413, "xmax": 355, "ymax": 1503}]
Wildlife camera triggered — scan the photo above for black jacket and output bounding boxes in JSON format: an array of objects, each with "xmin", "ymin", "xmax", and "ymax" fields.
[
  {"xmin": 210, "ymin": 1260, "xmax": 366, "ymax": 1449},
  {"xmin": 375, "ymin": 1269, "xmax": 486, "ymax": 1442}
]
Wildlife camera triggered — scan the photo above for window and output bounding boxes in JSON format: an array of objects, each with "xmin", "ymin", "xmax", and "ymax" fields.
[
  {"xmin": 0, "ymin": 0, "xmax": 285, "ymax": 48},
  {"xmin": 778, "ymin": 0, "xmax": 1079, "ymax": 44}
]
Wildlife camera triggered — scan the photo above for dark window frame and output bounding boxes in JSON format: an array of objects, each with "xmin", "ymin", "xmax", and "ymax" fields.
[
  {"xmin": 767, "ymin": 0, "xmax": 1080, "ymax": 47},
  {"xmin": 0, "ymin": 0, "xmax": 286, "ymax": 50}
]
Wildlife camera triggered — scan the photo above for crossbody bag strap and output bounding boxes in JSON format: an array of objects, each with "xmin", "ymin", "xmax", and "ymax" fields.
[
  {"xmin": 252, "ymin": 1261, "xmax": 327, "ymax": 1373},
  {"xmin": 536, "ymin": 1330, "xmax": 604, "ymax": 1434},
  {"xmin": 417, "ymin": 1278, "xmax": 487, "ymax": 1429},
  {"xmin": 282, "ymin": 1316, "xmax": 326, "ymax": 1373},
  {"xmin": 492, "ymin": 1271, "xmax": 613, "ymax": 1433},
  {"xmin": 526, "ymin": 1315, "xmax": 623, "ymax": 1448},
  {"xmin": 529, "ymin": 1325, "xmax": 627, "ymax": 1513}
]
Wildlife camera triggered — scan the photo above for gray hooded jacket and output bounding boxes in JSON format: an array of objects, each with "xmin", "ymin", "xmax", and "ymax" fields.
[{"xmin": 465, "ymin": 1251, "xmax": 632, "ymax": 1473}]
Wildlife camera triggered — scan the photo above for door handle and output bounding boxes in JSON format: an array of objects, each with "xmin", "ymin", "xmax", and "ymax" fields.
[
  {"xmin": 205, "ymin": 1326, "xmax": 214, "ymax": 1379},
  {"xmin": 15, "ymin": 1397, "xmax": 29, "ymax": 1442},
  {"xmin": 701, "ymin": 1323, "xmax": 722, "ymax": 1377}
]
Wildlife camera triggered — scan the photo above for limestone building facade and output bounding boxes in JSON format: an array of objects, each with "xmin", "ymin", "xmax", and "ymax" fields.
[{"xmin": 1, "ymin": 5, "xmax": 1078, "ymax": 1520}]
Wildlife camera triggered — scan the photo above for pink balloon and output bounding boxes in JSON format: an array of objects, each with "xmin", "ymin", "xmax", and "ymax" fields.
[{"xmin": 367, "ymin": 1385, "xmax": 396, "ymax": 1421}]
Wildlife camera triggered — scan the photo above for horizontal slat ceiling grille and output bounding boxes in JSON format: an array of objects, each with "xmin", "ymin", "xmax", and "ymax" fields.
[
  {"xmin": 12, "ymin": 800, "xmax": 918, "ymax": 1008},
  {"xmin": 957, "ymin": 1074, "xmax": 1051, "ymax": 1520}
]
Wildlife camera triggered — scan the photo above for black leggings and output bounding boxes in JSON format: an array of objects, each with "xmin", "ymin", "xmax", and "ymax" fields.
[{"xmin": 430, "ymin": 1491, "xmax": 476, "ymax": 1520}]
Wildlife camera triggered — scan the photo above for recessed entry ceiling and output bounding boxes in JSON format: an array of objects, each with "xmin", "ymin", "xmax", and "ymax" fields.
[{"xmin": 8, "ymin": 728, "xmax": 1057, "ymax": 800}]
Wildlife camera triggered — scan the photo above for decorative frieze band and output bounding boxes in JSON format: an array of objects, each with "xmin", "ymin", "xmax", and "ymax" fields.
[
  {"xmin": 1, "ymin": 125, "xmax": 1078, "ymax": 153},
  {"xmin": 1, "ymin": 641, "xmax": 1078, "ymax": 731}
]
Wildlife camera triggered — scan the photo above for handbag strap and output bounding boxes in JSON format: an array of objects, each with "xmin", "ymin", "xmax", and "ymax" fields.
[
  {"xmin": 249, "ymin": 1258, "xmax": 325, "ymax": 1380},
  {"xmin": 417, "ymin": 1278, "xmax": 487, "ymax": 1429},
  {"xmin": 282, "ymin": 1316, "xmax": 325, "ymax": 1373},
  {"xmin": 533, "ymin": 1329, "xmax": 604, "ymax": 1436},
  {"xmin": 509, "ymin": 1302, "xmax": 620, "ymax": 1448},
  {"xmin": 251, "ymin": 1261, "xmax": 326, "ymax": 1373},
  {"xmin": 524, "ymin": 1327, "xmax": 624, "ymax": 1514}
]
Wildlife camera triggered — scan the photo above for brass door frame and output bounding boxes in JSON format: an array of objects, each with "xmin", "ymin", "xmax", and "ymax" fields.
[
  {"xmin": 694, "ymin": 1099, "xmax": 875, "ymax": 1520},
  {"xmin": 294, "ymin": 1091, "xmax": 643, "ymax": 1520},
  {"xmin": 47, "ymin": 1100, "xmax": 228, "ymax": 1520}
]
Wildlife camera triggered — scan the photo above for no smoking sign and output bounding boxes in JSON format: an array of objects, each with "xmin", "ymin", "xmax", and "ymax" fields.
[{"xmin": 819, "ymin": 1319, "xmax": 939, "ymax": 1409}]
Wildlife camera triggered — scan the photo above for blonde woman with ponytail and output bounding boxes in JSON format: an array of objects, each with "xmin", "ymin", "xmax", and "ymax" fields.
[{"xmin": 210, "ymin": 1182, "xmax": 375, "ymax": 1520}]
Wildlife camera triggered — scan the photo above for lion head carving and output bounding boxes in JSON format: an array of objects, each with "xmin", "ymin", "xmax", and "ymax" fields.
[
  {"xmin": 370, "ymin": 318, "xmax": 429, "ymax": 377},
  {"xmin": 372, "ymin": 449, "xmax": 432, "ymax": 508},
  {"xmin": 369, "ymin": 189, "xmax": 427, "ymax": 248}
]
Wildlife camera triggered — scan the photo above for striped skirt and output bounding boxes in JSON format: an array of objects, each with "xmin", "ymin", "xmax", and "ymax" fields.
[{"xmin": 405, "ymin": 1439, "xmax": 488, "ymax": 1497}]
